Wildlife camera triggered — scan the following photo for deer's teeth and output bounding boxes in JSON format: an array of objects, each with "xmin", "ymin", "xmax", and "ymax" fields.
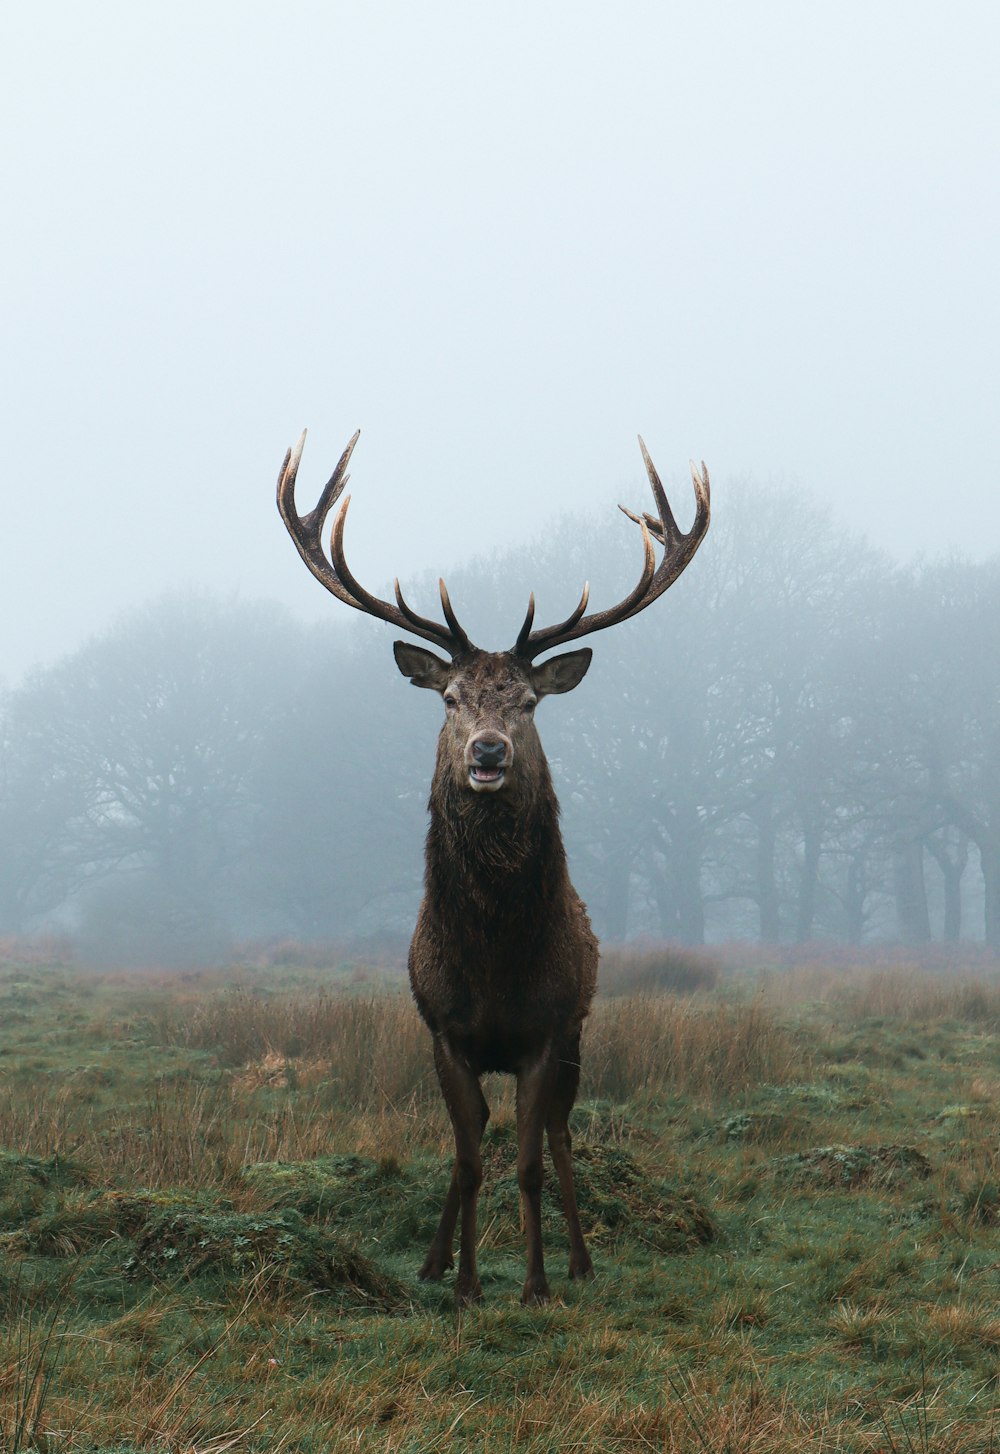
[{"xmin": 469, "ymin": 766, "xmax": 506, "ymax": 790}]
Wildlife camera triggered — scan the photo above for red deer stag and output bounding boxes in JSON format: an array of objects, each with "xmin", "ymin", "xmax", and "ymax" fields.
[{"xmin": 277, "ymin": 428, "xmax": 710, "ymax": 1305}]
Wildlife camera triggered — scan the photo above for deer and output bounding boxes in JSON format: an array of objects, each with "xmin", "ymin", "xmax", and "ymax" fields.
[{"xmin": 277, "ymin": 428, "xmax": 710, "ymax": 1306}]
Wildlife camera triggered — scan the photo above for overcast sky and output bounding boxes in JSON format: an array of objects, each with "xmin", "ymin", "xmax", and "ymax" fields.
[{"xmin": 2, "ymin": 2, "xmax": 998, "ymax": 685}]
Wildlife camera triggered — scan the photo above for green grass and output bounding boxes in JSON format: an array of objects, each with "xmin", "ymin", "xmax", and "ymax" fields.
[{"xmin": 1, "ymin": 956, "xmax": 999, "ymax": 1450}]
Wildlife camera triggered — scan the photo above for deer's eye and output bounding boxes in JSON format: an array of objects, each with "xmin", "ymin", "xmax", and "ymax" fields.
[
  {"xmin": 444, "ymin": 695, "xmax": 458, "ymax": 710},
  {"xmin": 522, "ymin": 700, "xmax": 537, "ymax": 715}
]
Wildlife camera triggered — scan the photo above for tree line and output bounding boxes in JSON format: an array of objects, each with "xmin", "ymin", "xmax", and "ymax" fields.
[{"xmin": 1, "ymin": 483, "xmax": 997, "ymax": 961}]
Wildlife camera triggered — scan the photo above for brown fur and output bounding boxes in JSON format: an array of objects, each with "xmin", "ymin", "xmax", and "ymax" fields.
[{"xmin": 396, "ymin": 644, "xmax": 598, "ymax": 1305}]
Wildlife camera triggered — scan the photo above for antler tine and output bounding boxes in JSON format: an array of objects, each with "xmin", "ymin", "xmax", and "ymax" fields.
[
  {"xmin": 393, "ymin": 576, "xmax": 452, "ymax": 639},
  {"xmin": 515, "ymin": 592, "xmax": 537, "ymax": 652},
  {"xmin": 638, "ymin": 435, "xmax": 681, "ymax": 546},
  {"xmin": 438, "ymin": 579, "xmax": 473, "ymax": 655},
  {"xmin": 512, "ymin": 438, "xmax": 710, "ymax": 660},
  {"xmin": 515, "ymin": 581, "xmax": 593, "ymax": 657},
  {"xmin": 277, "ymin": 429, "xmax": 476, "ymax": 656},
  {"xmin": 690, "ymin": 460, "xmax": 711, "ymax": 521},
  {"xmin": 388, "ymin": 574, "xmax": 472, "ymax": 659},
  {"xmin": 276, "ymin": 428, "xmax": 359, "ymax": 607},
  {"xmin": 619, "ymin": 505, "xmax": 666, "ymax": 547},
  {"xmin": 330, "ymin": 499, "xmax": 464, "ymax": 653}
]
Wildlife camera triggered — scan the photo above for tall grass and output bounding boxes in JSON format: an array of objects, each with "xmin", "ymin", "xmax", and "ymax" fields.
[
  {"xmin": 586, "ymin": 995, "xmax": 804, "ymax": 1100},
  {"xmin": 165, "ymin": 988, "xmax": 438, "ymax": 1105},
  {"xmin": 754, "ymin": 961, "xmax": 1000, "ymax": 1025},
  {"xmin": 164, "ymin": 987, "xmax": 805, "ymax": 1106},
  {"xmin": 0, "ymin": 987, "xmax": 809, "ymax": 1192}
]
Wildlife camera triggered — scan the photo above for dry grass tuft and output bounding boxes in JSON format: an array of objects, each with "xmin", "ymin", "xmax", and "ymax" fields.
[
  {"xmin": 584, "ymin": 995, "xmax": 806, "ymax": 1100},
  {"xmin": 838, "ymin": 971, "xmax": 1000, "ymax": 1025},
  {"xmin": 165, "ymin": 988, "xmax": 437, "ymax": 1110},
  {"xmin": 753, "ymin": 955, "xmax": 1000, "ymax": 1026}
]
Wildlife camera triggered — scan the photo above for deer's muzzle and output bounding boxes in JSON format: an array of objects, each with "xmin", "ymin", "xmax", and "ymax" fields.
[{"xmin": 466, "ymin": 734, "xmax": 513, "ymax": 792}]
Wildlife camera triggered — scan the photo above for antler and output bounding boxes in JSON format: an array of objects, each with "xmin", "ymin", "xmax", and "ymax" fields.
[
  {"xmin": 513, "ymin": 437, "xmax": 710, "ymax": 660},
  {"xmin": 276, "ymin": 429, "xmax": 474, "ymax": 657}
]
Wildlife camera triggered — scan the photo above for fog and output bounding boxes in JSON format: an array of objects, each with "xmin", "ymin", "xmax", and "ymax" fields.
[
  {"xmin": 3, "ymin": 493, "xmax": 998, "ymax": 961},
  {"xmin": 3, "ymin": 2, "xmax": 999, "ymax": 686},
  {"xmin": 2, "ymin": 5, "xmax": 998, "ymax": 963}
]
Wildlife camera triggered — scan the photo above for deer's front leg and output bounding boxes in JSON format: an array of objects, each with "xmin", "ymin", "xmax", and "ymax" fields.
[
  {"xmin": 546, "ymin": 1031, "xmax": 594, "ymax": 1282},
  {"xmin": 516, "ymin": 1045, "xmax": 560, "ymax": 1305},
  {"xmin": 428, "ymin": 1035, "xmax": 489, "ymax": 1306}
]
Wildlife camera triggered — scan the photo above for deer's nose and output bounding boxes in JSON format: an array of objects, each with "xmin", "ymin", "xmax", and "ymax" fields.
[{"xmin": 471, "ymin": 738, "xmax": 508, "ymax": 768}]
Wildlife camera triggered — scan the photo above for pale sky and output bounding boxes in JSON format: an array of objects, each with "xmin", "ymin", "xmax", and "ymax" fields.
[{"xmin": 2, "ymin": 1, "xmax": 998, "ymax": 683}]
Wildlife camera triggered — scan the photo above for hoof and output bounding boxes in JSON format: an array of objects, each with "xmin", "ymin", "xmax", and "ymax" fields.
[
  {"xmin": 521, "ymin": 1275, "xmax": 551, "ymax": 1306},
  {"xmin": 418, "ymin": 1253, "xmax": 454, "ymax": 1283},
  {"xmin": 570, "ymin": 1257, "xmax": 595, "ymax": 1282},
  {"xmin": 455, "ymin": 1279, "xmax": 483, "ymax": 1308}
]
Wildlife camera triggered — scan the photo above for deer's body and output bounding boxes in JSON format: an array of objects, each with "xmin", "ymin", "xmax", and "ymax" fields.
[
  {"xmin": 411, "ymin": 657, "xmax": 598, "ymax": 1064},
  {"xmin": 277, "ymin": 426, "xmax": 709, "ymax": 1304},
  {"xmin": 396, "ymin": 644, "xmax": 599, "ymax": 1302},
  {"xmin": 410, "ymin": 772, "xmax": 599, "ymax": 1073}
]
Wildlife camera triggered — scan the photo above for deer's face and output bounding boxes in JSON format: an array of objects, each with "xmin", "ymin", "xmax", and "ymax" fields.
[{"xmin": 393, "ymin": 644, "xmax": 591, "ymax": 795}]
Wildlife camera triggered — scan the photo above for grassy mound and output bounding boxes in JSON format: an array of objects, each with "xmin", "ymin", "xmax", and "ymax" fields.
[
  {"xmin": 0, "ymin": 1156, "xmax": 406, "ymax": 1310},
  {"xmin": 125, "ymin": 1204, "xmax": 405, "ymax": 1308},
  {"xmin": 478, "ymin": 1122, "xmax": 715, "ymax": 1254},
  {"xmin": 773, "ymin": 1142, "xmax": 932, "ymax": 1189},
  {"xmin": 245, "ymin": 1134, "xmax": 715, "ymax": 1262},
  {"xmin": 242, "ymin": 1153, "xmax": 447, "ymax": 1253}
]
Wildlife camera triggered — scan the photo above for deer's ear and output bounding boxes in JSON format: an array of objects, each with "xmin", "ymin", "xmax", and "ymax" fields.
[
  {"xmin": 531, "ymin": 648, "xmax": 593, "ymax": 698},
  {"xmin": 393, "ymin": 641, "xmax": 453, "ymax": 692}
]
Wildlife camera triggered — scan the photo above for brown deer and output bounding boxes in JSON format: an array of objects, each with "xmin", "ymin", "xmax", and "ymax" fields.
[{"xmin": 277, "ymin": 429, "xmax": 710, "ymax": 1305}]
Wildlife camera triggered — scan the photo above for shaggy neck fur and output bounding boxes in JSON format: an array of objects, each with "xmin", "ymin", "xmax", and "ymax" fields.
[{"xmin": 425, "ymin": 739, "xmax": 568, "ymax": 925}]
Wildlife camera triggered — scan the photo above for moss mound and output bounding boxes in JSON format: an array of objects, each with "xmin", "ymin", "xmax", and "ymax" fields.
[
  {"xmin": 0, "ymin": 1150, "xmax": 94, "ymax": 1238},
  {"xmin": 572, "ymin": 1144, "xmax": 715, "ymax": 1252},
  {"xmin": 478, "ymin": 1123, "xmax": 714, "ymax": 1254},
  {"xmin": 125, "ymin": 1204, "xmax": 405, "ymax": 1308},
  {"xmin": 570, "ymin": 1099, "xmax": 653, "ymax": 1145},
  {"xmin": 246, "ymin": 1137, "xmax": 713, "ymax": 1261},
  {"xmin": 0, "ymin": 1150, "xmax": 90, "ymax": 1197},
  {"xmin": 773, "ymin": 1143, "xmax": 932, "ymax": 1190},
  {"xmin": 0, "ymin": 1154, "xmax": 405, "ymax": 1310},
  {"xmin": 242, "ymin": 1154, "xmax": 446, "ymax": 1253}
]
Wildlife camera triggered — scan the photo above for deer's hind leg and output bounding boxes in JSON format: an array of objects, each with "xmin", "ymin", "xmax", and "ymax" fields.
[
  {"xmin": 546, "ymin": 1031, "xmax": 594, "ymax": 1282},
  {"xmin": 420, "ymin": 1035, "xmax": 489, "ymax": 1306}
]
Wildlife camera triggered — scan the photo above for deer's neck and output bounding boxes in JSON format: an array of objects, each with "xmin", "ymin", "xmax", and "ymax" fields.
[{"xmin": 425, "ymin": 762, "xmax": 567, "ymax": 912}]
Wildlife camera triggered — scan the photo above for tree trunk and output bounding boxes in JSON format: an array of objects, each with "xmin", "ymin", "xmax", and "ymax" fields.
[
  {"xmin": 668, "ymin": 802, "xmax": 707, "ymax": 945},
  {"xmin": 795, "ymin": 813, "xmax": 822, "ymax": 943},
  {"xmin": 926, "ymin": 832, "xmax": 968, "ymax": 943},
  {"xmin": 674, "ymin": 848, "xmax": 706, "ymax": 946},
  {"xmin": 753, "ymin": 805, "xmax": 780, "ymax": 944},
  {"xmin": 645, "ymin": 850, "xmax": 677, "ymax": 939},
  {"xmin": 982, "ymin": 842, "xmax": 1000, "ymax": 950},
  {"xmin": 892, "ymin": 837, "xmax": 930, "ymax": 944},
  {"xmin": 845, "ymin": 851, "xmax": 866, "ymax": 945}
]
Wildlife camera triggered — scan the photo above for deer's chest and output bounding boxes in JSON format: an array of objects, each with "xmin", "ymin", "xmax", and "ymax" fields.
[{"xmin": 408, "ymin": 901, "xmax": 595, "ymax": 1073}]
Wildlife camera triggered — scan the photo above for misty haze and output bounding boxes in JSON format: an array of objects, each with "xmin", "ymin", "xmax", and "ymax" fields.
[
  {"xmin": 3, "ymin": 471, "xmax": 997, "ymax": 962},
  {"xmin": 3, "ymin": 4, "xmax": 1000, "ymax": 1444},
  {"xmin": 2, "ymin": 5, "xmax": 998, "ymax": 966}
]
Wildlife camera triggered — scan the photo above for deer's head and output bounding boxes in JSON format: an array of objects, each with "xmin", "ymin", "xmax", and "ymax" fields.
[
  {"xmin": 277, "ymin": 428, "xmax": 710, "ymax": 797},
  {"xmin": 392, "ymin": 643, "xmax": 591, "ymax": 796}
]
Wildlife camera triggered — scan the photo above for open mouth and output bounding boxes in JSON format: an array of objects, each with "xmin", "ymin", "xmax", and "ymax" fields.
[{"xmin": 468, "ymin": 765, "xmax": 506, "ymax": 791}]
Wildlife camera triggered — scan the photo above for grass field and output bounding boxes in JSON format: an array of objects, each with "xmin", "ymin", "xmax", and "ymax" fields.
[{"xmin": 2, "ymin": 949, "xmax": 1000, "ymax": 1451}]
